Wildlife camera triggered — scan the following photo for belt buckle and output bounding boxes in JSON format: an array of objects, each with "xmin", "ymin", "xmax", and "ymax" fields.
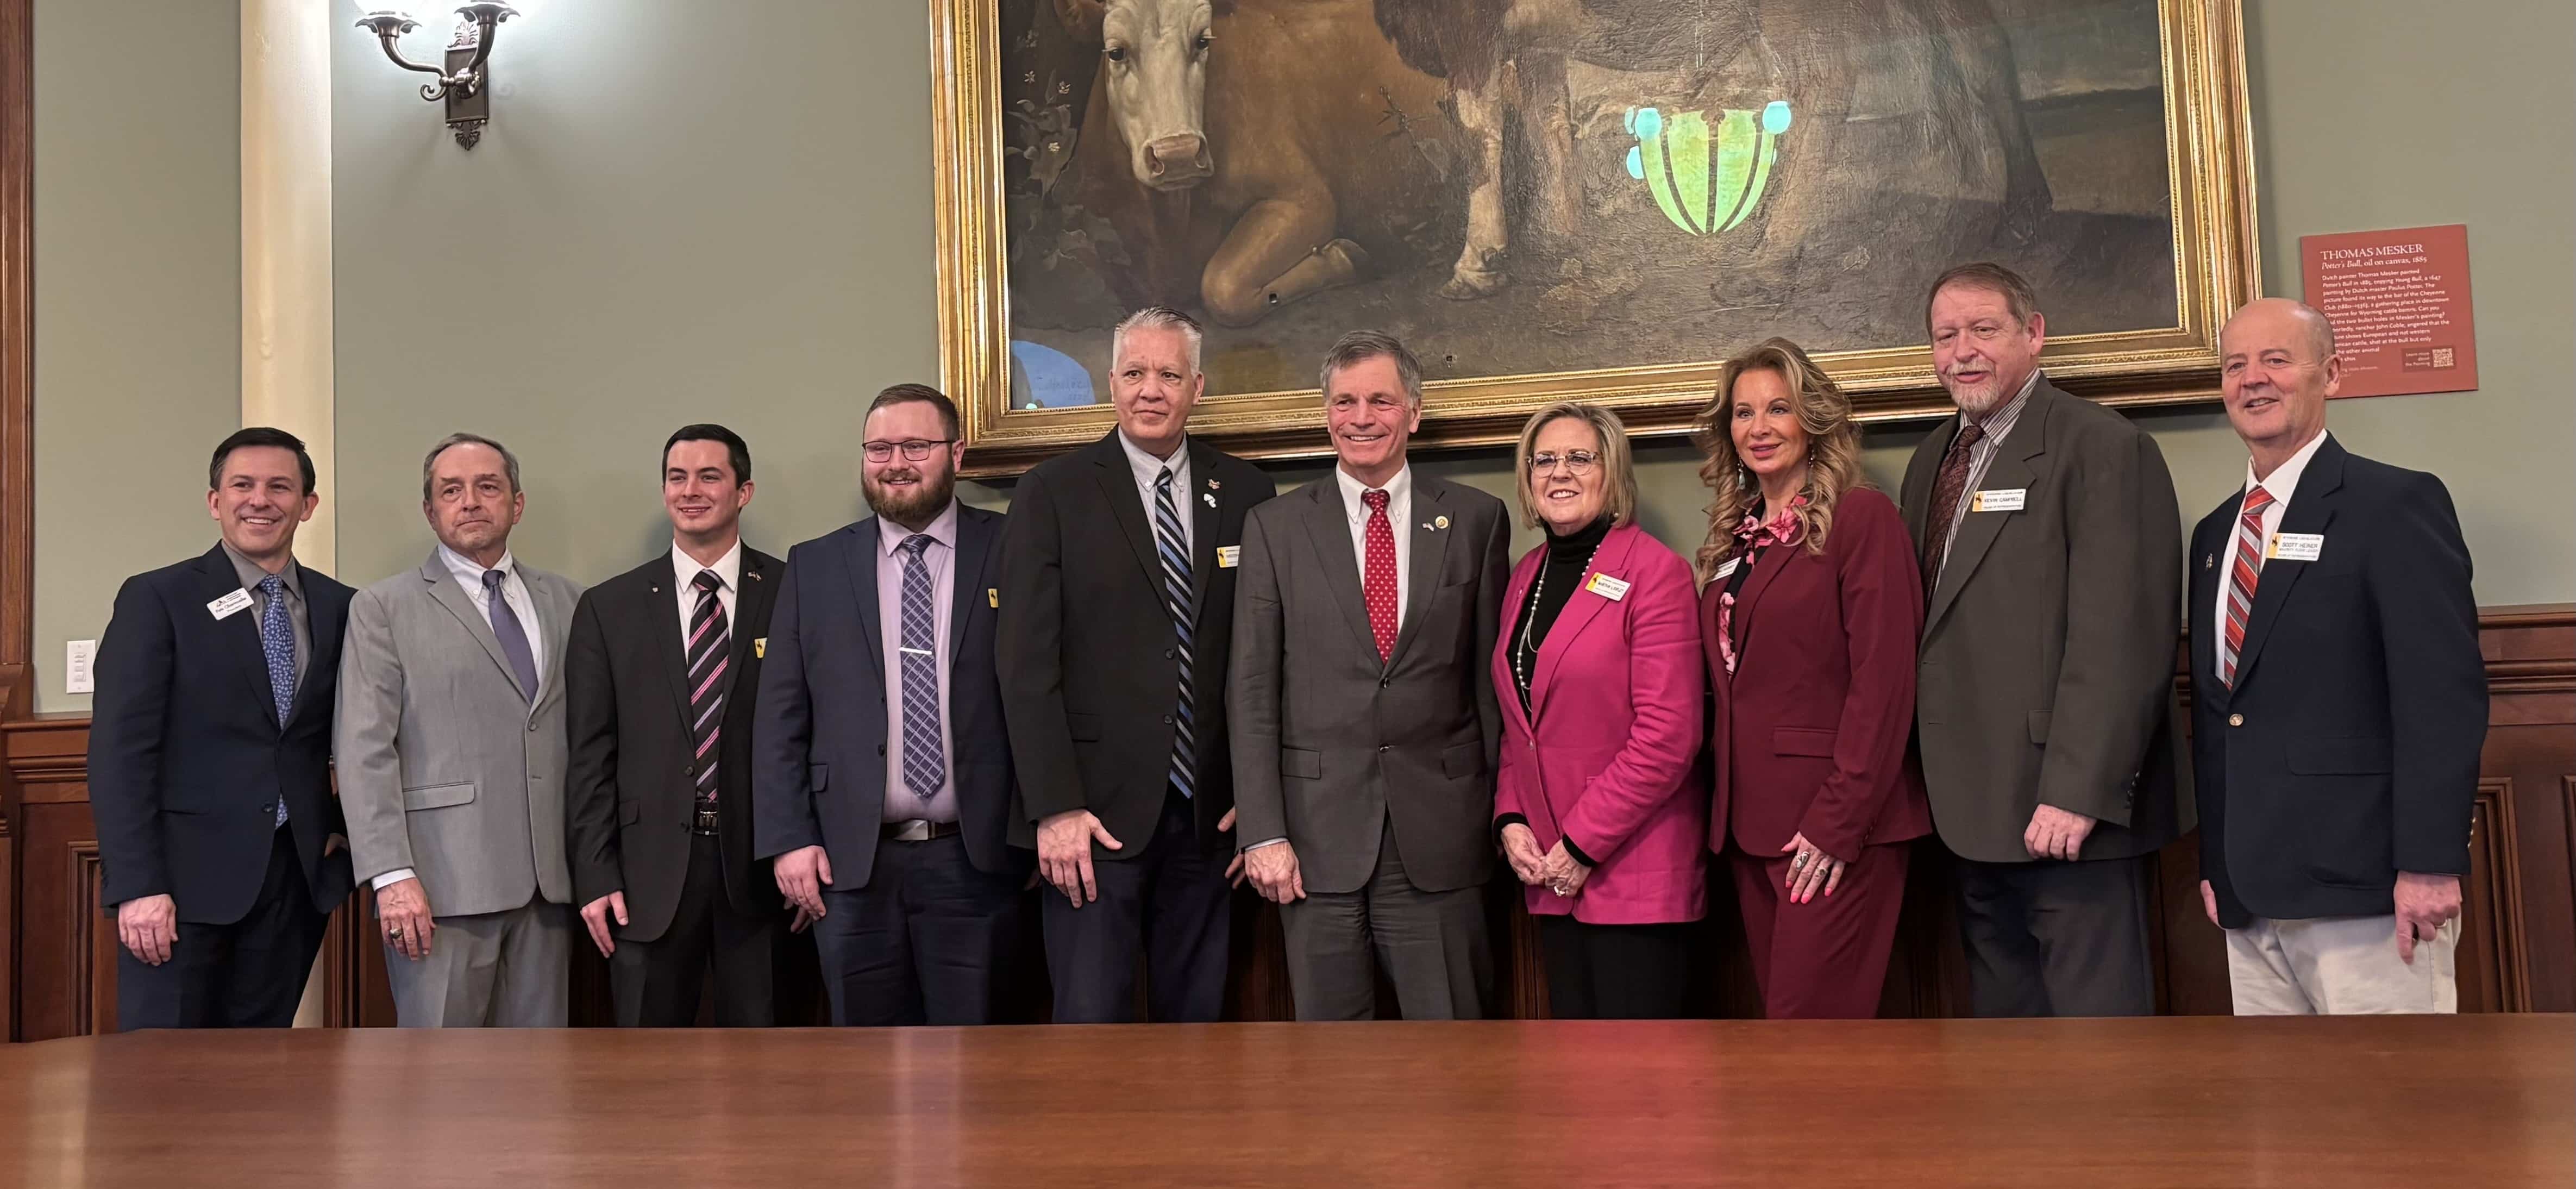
[
  {"xmin": 890, "ymin": 819, "xmax": 932, "ymax": 842},
  {"xmin": 693, "ymin": 807, "xmax": 720, "ymax": 835}
]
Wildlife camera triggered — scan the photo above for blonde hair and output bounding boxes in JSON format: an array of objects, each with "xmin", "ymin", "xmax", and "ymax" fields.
[
  {"xmin": 1512, "ymin": 402, "xmax": 1638, "ymax": 530},
  {"xmin": 1694, "ymin": 337, "xmax": 1866, "ymax": 577}
]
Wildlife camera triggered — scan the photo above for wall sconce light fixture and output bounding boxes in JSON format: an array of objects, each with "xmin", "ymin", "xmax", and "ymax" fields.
[{"xmin": 354, "ymin": 3, "xmax": 523, "ymax": 149}]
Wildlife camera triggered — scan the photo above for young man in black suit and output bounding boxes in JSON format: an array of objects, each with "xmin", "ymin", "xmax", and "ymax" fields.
[
  {"xmin": 2190, "ymin": 298, "xmax": 2486, "ymax": 1014},
  {"xmin": 998, "ymin": 307, "xmax": 1278, "ymax": 1023},
  {"xmin": 565, "ymin": 423, "xmax": 793, "ymax": 1026},
  {"xmin": 754, "ymin": 385, "xmax": 1033, "ymax": 1025},
  {"xmin": 90, "ymin": 427, "xmax": 356, "ymax": 1029}
]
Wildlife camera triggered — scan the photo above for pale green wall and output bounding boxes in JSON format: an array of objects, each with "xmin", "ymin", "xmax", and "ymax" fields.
[
  {"xmin": 28, "ymin": 0, "xmax": 2573, "ymax": 714},
  {"xmin": 29, "ymin": 0, "xmax": 241, "ymax": 712}
]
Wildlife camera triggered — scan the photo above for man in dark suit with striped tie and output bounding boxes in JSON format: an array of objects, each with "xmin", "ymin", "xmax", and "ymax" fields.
[
  {"xmin": 998, "ymin": 308, "xmax": 1278, "ymax": 1023},
  {"xmin": 566, "ymin": 424, "xmax": 792, "ymax": 1027},
  {"xmin": 91, "ymin": 428, "xmax": 356, "ymax": 1029},
  {"xmin": 755, "ymin": 386, "xmax": 1031, "ymax": 1025}
]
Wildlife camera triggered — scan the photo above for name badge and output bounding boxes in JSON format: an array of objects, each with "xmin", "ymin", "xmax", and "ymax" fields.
[
  {"xmin": 1584, "ymin": 572, "xmax": 1631, "ymax": 601},
  {"xmin": 2267, "ymin": 531, "xmax": 2324, "ymax": 562},
  {"xmin": 1217, "ymin": 546, "xmax": 1240, "ymax": 569},
  {"xmin": 753, "ymin": 637, "xmax": 767, "ymax": 659},
  {"xmin": 207, "ymin": 589, "xmax": 255, "ymax": 620},
  {"xmin": 1710, "ymin": 558, "xmax": 1741, "ymax": 583},
  {"xmin": 1970, "ymin": 488, "xmax": 2026, "ymax": 512}
]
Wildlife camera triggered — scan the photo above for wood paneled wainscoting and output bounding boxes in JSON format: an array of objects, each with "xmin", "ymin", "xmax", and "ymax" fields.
[{"xmin": 4, "ymin": 608, "xmax": 2569, "ymax": 1038}]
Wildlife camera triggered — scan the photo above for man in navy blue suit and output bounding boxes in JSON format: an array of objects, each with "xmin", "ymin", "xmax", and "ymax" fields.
[
  {"xmin": 753, "ymin": 385, "xmax": 1031, "ymax": 1025},
  {"xmin": 2190, "ymin": 298, "xmax": 2486, "ymax": 1014},
  {"xmin": 90, "ymin": 427, "xmax": 357, "ymax": 1029}
]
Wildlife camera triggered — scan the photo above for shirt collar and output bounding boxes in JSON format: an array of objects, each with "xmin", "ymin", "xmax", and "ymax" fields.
[
  {"xmin": 671, "ymin": 537, "xmax": 744, "ymax": 591},
  {"xmin": 878, "ymin": 499, "xmax": 961, "ymax": 556},
  {"xmin": 1334, "ymin": 464, "xmax": 1413, "ymax": 522},
  {"xmin": 1970, "ymin": 367, "xmax": 2043, "ymax": 433},
  {"xmin": 1117, "ymin": 428, "xmax": 1190, "ymax": 488},
  {"xmin": 438, "ymin": 543, "xmax": 516, "ymax": 589},
  {"xmin": 221, "ymin": 540, "xmax": 301, "ymax": 596},
  {"xmin": 2244, "ymin": 429, "xmax": 2330, "ymax": 505}
]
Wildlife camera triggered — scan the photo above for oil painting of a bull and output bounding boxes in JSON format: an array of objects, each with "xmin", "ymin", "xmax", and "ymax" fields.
[{"xmin": 995, "ymin": 0, "xmax": 2183, "ymax": 406}]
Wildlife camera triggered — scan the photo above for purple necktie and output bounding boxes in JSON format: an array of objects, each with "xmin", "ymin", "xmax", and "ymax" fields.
[{"xmin": 481, "ymin": 568, "xmax": 540, "ymax": 699}]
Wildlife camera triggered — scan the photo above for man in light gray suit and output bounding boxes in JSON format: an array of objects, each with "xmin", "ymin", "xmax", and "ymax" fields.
[
  {"xmin": 1229, "ymin": 331, "xmax": 1512, "ymax": 1020},
  {"xmin": 339, "ymin": 433, "xmax": 585, "ymax": 1027}
]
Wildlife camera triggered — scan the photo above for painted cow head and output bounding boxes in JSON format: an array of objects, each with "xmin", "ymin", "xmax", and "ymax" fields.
[{"xmin": 1054, "ymin": 0, "xmax": 1220, "ymax": 190}]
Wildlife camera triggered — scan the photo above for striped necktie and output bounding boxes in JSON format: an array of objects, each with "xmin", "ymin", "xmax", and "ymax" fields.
[
  {"xmin": 1153, "ymin": 467, "xmax": 1197, "ymax": 798},
  {"xmin": 898, "ymin": 534, "xmax": 944, "ymax": 799},
  {"xmin": 687, "ymin": 569, "xmax": 730, "ymax": 806},
  {"xmin": 2220, "ymin": 484, "xmax": 2273, "ymax": 687}
]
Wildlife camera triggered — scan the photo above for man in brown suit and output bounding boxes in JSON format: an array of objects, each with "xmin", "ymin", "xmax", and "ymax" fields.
[{"xmin": 1901, "ymin": 262, "xmax": 2189, "ymax": 1017}]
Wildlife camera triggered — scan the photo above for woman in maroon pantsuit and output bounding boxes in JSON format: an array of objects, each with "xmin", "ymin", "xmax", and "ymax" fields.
[{"xmin": 1698, "ymin": 338, "xmax": 1932, "ymax": 1019}]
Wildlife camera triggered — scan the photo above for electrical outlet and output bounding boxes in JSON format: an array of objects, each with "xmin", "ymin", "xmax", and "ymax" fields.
[{"xmin": 66, "ymin": 640, "xmax": 97, "ymax": 694}]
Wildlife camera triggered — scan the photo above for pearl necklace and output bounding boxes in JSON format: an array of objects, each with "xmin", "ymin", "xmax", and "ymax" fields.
[{"xmin": 1514, "ymin": 534, "xmax": 1606, "ymax": 694}]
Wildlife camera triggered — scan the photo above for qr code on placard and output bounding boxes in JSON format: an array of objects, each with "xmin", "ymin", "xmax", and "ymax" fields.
[{"xmin": 2431, "ymin": 347, "xmax": 2456, "ymax": 368}]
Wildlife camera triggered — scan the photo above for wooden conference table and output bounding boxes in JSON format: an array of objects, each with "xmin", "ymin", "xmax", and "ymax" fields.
[{"xmin": 0, "ymin": 1015, "xmax": 2566, "ymax": 1187}]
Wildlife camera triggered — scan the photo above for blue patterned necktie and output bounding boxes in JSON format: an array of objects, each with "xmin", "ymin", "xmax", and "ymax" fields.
[
  {"xmin": 481, "ymin": 568, "xmax": 541, "ymax": 699},
  {"xmin": 1153, "ymin": 468, "xmax": 1196, "ymax": 798},
  {"xmin": 258, "ymin": 573, "xmax": 294, "ymax": 827},
  {"xmin": 898, "ymin": 535, "xmax": 944, "ymax": 800}
]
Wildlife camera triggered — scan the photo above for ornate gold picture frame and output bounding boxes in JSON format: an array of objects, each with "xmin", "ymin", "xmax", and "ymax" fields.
[{"xmin": 933, "ymin": 0, "xmax": 2257, "ymax": 475}]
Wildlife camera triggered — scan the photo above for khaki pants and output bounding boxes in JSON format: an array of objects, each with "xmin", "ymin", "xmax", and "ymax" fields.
[{"xmin": 2225, "ymin": 914, "xmax": 2459, "ymax": 1015}]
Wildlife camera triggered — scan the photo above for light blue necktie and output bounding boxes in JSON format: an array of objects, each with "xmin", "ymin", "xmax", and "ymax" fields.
[
  {"xmin": 257, "ymin": 573, "xmax": 293, "ymax": 827},
  {"xmin": 898, "ymin": 535, "xmax": 944, "ymax": 799}
]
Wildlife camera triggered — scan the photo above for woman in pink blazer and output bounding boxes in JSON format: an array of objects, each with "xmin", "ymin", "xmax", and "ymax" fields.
[
  {"xmin": 1492, "ymin": 402, "xmax": 1709, "ymax": 1019},
  {"xmin": 1697, "ymin": 338, "xmax": 1931, "ymax": 1019}
]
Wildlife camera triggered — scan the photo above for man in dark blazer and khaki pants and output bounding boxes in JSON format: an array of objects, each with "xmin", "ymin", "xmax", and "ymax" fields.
[
  {"xmin": 566, "ymin": 424, "xmax": 791, "ymax": 1027},
  {"xmin": 756, "ymin": 386, "xmax": 1031, "ymax": 1026},
  {"xmin": 999, "ymin": 308, "xmax": 1277, "ymax": 1023},
  {"xmin": 2189, "ymin": 299, "xmax": 2483, "ymax": 1014},
  {"xmin": 1902, "ymin": 263, "xmax": 2188, "ymax": 1018},
  {"xmin": 1229, "ymin": 331, "xmax": 1511, "ymax": 1020},
  {"xmin": 91, "ymin": 428, "xmax": 355, "ymax": 1029}
]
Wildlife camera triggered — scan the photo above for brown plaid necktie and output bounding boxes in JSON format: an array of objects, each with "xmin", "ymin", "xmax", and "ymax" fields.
[{"xmin": 1918, "ymin": 421, "xmax": 1985, "ymax": 599}]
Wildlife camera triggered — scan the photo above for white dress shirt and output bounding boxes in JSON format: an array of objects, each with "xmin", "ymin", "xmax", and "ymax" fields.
[
  {"xmin": 878, "ymin": 501, "xmax": 960, "ymax": 824},
  {"xmin": 2211, "ymin": 429, "xmax": 2330, "ymax": 675},
  {"xmin": 1117, "ymin": 428, "xmax": 1194, "ymax": 556},
  {"xmin": 670, "ymin": 539, "xmax": 742, "ymax": 641},
  {"xmin": 380, "ymin": 545, "xmax": 549, "ymax": 893},
  {"xmin": 1334, "ymin": 463, "xmax": 1414, "ymax": 629}
]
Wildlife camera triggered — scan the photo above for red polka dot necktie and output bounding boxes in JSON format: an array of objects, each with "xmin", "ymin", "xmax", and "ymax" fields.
[{"xmin": 1362, "ymin": 489, "xmax": 1397, "ymax": 663}]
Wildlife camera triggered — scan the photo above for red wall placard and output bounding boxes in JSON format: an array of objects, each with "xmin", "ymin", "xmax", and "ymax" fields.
[{"xmin": 2299, "ymin": 223, "xmax": 2478, "ymax": 398}]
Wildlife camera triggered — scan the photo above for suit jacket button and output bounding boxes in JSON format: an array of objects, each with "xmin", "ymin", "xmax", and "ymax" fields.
[
  {"xmin": 2228, "ymin": 714, "xmax": 2245, "ymax": 727},
  {"xmin": 1162, "ymin": 715, "xmax": 1173, "ymax": 725},
  {"xmin": 1378, "ymin": 677, "xmax": 1390, "ymax": 688},
  {"xmin": 1378, "ymin": 744, "xmax": 1390, "ymax": 753},
  {"xmin": 528, "ymin": 722, "xmax": 538, "ymax": 732},
  {"xmin": 1164, "ymin": 648, "xmax": 1175, "ymax": 660},
  {"xmin": 876, "ymin": 743, "xmax": 887, "ymax": 756}
]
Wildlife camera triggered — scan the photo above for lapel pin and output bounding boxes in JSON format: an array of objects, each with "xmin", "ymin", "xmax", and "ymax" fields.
[
  {"xmin": 1208, "ymin": 478, "xmax": 1222, "ymax": 490},
  {"xmin": 1434, "ymin": 515, "xmax": 1450, "ymax": 530},
  {"xmin": 749, "ymin": 571, "xmax": 762, "ymax": 582},
  {"xmin": 2203, "ymin": 554, "xmax": 2214, "ymax": 571},
  {"xmin": 1202, "ymin": 492, "xmax": 1217, "ymax": 509}
]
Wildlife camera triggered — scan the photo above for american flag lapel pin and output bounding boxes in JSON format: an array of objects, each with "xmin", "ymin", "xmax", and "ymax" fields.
[{"xmin": 2203, "ymin": 554, "xmax": 2214, "ymax": 571}]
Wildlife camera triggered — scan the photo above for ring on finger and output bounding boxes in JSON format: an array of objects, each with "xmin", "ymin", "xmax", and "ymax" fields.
[{"xmin": 1791, "ymin": 851, "xmax": 1810, "ymax": 870}]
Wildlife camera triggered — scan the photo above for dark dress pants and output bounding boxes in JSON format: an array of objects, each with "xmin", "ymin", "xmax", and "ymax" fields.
[
  {"xmin": 1042, "ymin": 788, "xmax": 1232, "ymax": 1023},
  {"xmin": 609, "ymin": 833, "xmax": 779, "ymax": 1027},
  {"xmin": 812, "ymin": 831, "xmax": 1025, "ymax": 1026},
  {"xmin": 117, "ymin": 824, "xmax": 329, "ymax": 1030},
  {"xmin": 1954, "ymin": 852, "xmax": 2156, "ymax": 1017},
  {"xmin": 1534, "ymin": 914, "xmax": 1691, "ymax": 1019}
]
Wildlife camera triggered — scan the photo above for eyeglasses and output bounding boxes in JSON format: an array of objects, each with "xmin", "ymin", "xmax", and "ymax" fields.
[
  {"xmin": 1526, "ymin": 449, "xmax": 1600, "ymax": 474},
  {"xmin": 862, "ymin": 439, "xmax": 955, "ymax": 463}
]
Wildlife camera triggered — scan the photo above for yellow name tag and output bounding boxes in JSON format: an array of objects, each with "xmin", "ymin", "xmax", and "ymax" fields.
[
  {"xmin": 1217, "ymin": 546, "xmax": 1240, "ymax": 568},
  {"xmin": 1584, "ymin": 572, "xmax": 1631, "ymax": 601}
]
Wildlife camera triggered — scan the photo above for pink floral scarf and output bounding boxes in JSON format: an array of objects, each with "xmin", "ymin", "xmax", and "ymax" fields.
[{"xmin": 1715, "ymin": 497, "xmax": 1807, "ymax": 676}]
